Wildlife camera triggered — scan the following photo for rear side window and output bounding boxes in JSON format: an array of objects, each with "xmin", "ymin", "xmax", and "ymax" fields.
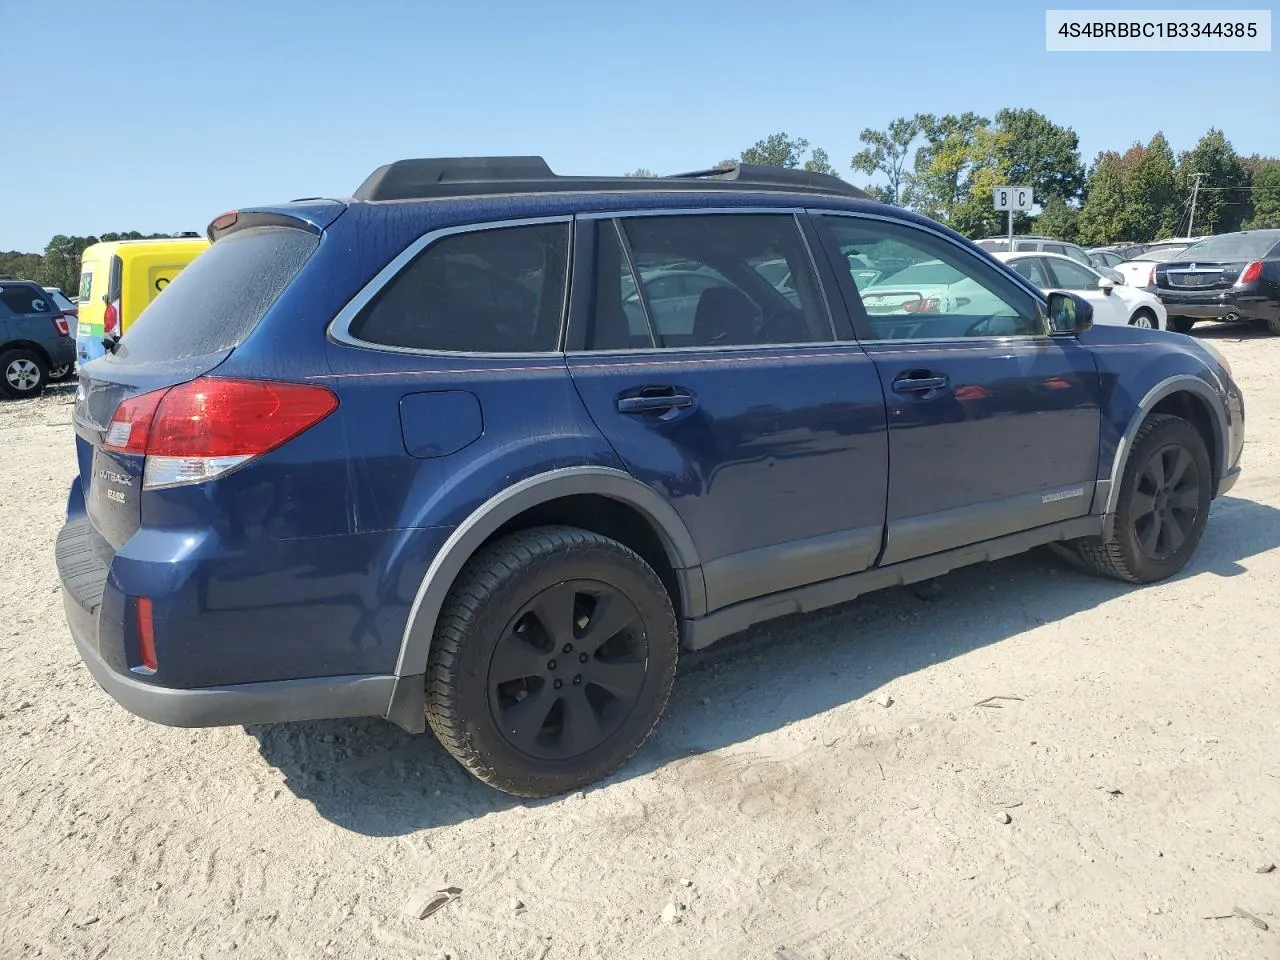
[
  {"xmin": 610, "ymin": 214, "xmax": 832, "ymax": 348},
  {"xmin": 0, "ymin": 285, "xmax": 52, "ymax": 316},
  {"xmin": 349, "ymin": 222, "xmax": 570, "ymax": 353},
  {"xmin": 116, "ymin": 226, "xmax": 318, "ymax": 362},
  {"xmin": 0, "ymin": 284, "xmax": 52, "ymax": 314}
]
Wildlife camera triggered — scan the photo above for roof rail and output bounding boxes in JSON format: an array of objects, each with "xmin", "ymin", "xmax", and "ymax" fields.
[
  {"xmin": 665, "ymin": 163, "xmax": 867, "ymax": 199},
  {"xmin": 353, "ymin": 156, "xmax": 869, "ymax": 202}
]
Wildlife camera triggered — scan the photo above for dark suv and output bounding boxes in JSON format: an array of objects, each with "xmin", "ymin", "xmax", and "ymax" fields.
[
  {"xmin": 1, "ymin": 279, "xmax": 76, "ymax": 398},
  {"xmin": 57, "ymin": 158, "xmax": 1245, "ymax": 796}
]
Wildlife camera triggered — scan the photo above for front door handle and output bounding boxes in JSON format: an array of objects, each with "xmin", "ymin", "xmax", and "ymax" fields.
[
  {"xmin": 617, "ymin": 392, "xmax": 695, "ymax": 414},
  {"xmin": 892, "ymin": 374, "xmax": 948, "ymax": 394}
]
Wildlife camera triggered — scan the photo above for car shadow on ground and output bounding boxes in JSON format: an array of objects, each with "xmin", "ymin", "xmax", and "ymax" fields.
[
  {"xmin": 1190, "ymin": 320, "xmax": 1270, "ymax": 341},
  {"xmin": 250, "ymin": 494, "xmax": 1280, "ymax": 836}
]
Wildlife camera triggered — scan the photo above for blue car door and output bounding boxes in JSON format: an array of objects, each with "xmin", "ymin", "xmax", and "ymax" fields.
[
  {"xmin": 812, "ymin": 212, "xmax": 1101, "ymax": 565},
  {"xmin": 565, "ymin": 211, "xmax": 889, "ymax": 613}
]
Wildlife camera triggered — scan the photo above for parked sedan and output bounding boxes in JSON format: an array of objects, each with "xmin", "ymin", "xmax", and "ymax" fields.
[
  {"xmin": 1115, "ymin": 242, "xmax": 1195, "ymax": 290},
  {"xmin": 1155, "ymin": 230, "xmax": 1280, "ymax": 334},
  {"xmin": 995, "ymin": 252, "xmax": 1167, "ymax": 329}
]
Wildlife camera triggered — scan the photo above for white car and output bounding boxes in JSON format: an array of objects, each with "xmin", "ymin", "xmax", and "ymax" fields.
[
  {"xmin": 994, "ymin": 251, "xmax": 1167, "ymax": 330},
  {"xmin": 1113, "ymin": 240, "xmax": 1200, "ymax": 289}
]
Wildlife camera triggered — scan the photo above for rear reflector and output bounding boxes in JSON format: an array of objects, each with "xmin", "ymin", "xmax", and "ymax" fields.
[
  {"xmin": 1239, "ymin": 260, "xmax": 1263, "ymax": 284},
  {"xmin": 136, "ymin": 597, "xmax": 157, "ymax": 671},
  {"xmin": 103, "ymin": 377, "xmax": 338, "ymax": 489}
]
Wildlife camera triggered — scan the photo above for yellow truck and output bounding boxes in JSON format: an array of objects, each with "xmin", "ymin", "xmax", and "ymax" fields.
[{"xmin": 77, "ymin": 236, "xmax": 209, "ymax": 363}]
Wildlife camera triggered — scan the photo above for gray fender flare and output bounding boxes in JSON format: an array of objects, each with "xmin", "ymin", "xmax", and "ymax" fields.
[
  {"xmin": 1101, "ymin": 373, "xmax": 1229, "ymax": 531},
  {"xmin": 385, "ymin": 466, "xmax": 703, "ymax": 730}
]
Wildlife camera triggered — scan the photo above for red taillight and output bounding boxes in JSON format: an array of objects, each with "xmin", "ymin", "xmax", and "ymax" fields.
[
  {"xmin": 1239, "ymin": 260, "xmax": 1263, "ymax": 284},
  {"xmin": 136, "ymin": 597, "xmax": 158, "ymax": 671},
  {"xmin": 902, "ymin": 297, "xmax": 941, "ymax": 314},
  {"xmin": 1147, "ymin": 266, "xmax": 1156, "ymax": 286},
  {"xmin": 52, "ymin": 315, "xmax": 69, "ymax": 337},
  {"xmin": 103, "ymin": 299, "xmax": 120, "ymax": 336},
  {"xmin": 104, "ymin": 377, "xmax": 338, "ymax": 488},
  {"xmin": 210, "ymin": 211, "xmax": 238, "ymax": 232},
  {"xmin": 104, "ymin": 388, "xmax": 166, "ymax": 454}
]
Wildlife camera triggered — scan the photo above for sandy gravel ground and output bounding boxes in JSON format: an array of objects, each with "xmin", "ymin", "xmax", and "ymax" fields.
[{"xmin": 2, "ymin": 327, "xmax": 1278, "ymax": 960}]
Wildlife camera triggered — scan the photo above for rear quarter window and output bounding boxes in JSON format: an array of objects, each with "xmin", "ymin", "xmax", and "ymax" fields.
[
  {"xmin": 347, "ymin": 221, "xmax": 570, "ymax": 353},
  {"xmin": 115, "ymin": 226, "xmax": 318, "ymax": 362},
  {"xmin": 0, "ymin": 284, "xmax": 52, "ymax": 314}
]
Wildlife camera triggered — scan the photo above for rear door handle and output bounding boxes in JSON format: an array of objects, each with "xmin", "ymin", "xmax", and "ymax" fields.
[
  {"xmin": 892, "ymin": 375, "xmax": 948, "ymax": 394},
  {"xmin": 617, "ymin": 392, "xmax": 695, "ymax": 414}
]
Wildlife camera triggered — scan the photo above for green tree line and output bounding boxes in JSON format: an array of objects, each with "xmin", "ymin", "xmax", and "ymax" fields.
[
  {"xmin": 636, "ymin": 117, "xmax": 1280, "ymax": 243},
  {"xmin": 0, "ymin": 232, "xmax": 175, "ymax": 296}
]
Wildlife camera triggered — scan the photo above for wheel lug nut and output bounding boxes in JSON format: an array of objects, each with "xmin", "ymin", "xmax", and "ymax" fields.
[
  {"xmin": 554, "ymin": 679, "xmax": 563, "ymax": 689},
  {"xmin": 573, "ymin": 675, "xmax": 582, "ymax": 685},
  {"xmin": 547, "ymin": 660, "xmax": 557, "ymax": 671},
  {"xmin": 578, "ymin": 653, "xmax": 588, "ymax": 663},
  {"xmin": 562, "ymin": 643, "xmax": 573, "ymax": 654}
]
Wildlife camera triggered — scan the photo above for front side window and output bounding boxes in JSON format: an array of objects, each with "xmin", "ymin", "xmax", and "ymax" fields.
[
  {"xmin": 819, "ymin": 216, "xmax": 1043, "ymax": 341},
  {"xmin": 350, "ymin": 221, "xmax": 569, "ymax": 352},
  {"xmin": 609, "ymin": 214, "xmax": 833, "ymax": 348},
  {"xmin": 1047, "ymin": 258, "xmax": 1100, "ymax": 291}
]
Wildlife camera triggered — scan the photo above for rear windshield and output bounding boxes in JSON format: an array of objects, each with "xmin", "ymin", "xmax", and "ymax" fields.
[
  {"xmin": 115, "ymin": 226, "xmax": 318, "ymax": 362},
  {"xmin": 1141, "ymin": 245, "xmax": 1190, "ymax": 263},
  {"xmin": 1178, "ymin": 232, "xmax": 1280, "ymax": 262}
]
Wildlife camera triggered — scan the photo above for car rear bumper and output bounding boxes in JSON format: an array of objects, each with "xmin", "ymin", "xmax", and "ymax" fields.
[
  {"xmin": 63, "ymin": 588, "xmax": 394, "ymax": 727},
  {"xmin": 48, "ymin": 336, "xmax": 76, "ymax": 367},
  {"xmin": 55, "ymin": 494, "xmax": 406, "ymax": 728},
  {"xmin": 1158, "ymin": 289, "xmax": 1279, "ymax": 322}
]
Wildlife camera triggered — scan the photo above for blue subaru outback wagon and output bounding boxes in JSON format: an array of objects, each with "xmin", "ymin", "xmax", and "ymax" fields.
[{"xmin": 57, "ymin": 157, "xmax": 1245, "ymax": 796}]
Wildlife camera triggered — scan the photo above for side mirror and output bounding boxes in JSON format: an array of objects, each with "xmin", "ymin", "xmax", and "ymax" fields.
[
  {"xmin": 1047, "ymin": 291, "xmax": 1093, "ymax": 335},
  {"xmin": 1097, "ymin": 276, "xmax": 1114, "ymax": 295}
]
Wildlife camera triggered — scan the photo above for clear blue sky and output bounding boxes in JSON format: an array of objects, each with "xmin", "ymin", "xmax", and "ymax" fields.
[{"xmin": 1, "ymin": 0, "xmax": 1276, "ymax": 252}]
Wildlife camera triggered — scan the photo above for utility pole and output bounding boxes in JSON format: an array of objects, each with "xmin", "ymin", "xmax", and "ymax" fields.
[{"xmin": 1188, "ymin": 172, "xmax": 1205, "ymax": 237}]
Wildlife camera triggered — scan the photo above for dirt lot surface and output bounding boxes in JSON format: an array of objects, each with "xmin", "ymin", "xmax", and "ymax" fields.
[{"xmin": 2, "ymin": 328, "xmax": 1278, "ymax": 960}]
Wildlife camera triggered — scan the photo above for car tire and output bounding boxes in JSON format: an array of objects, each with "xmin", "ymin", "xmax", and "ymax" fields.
[
  {"xmin": 1129, "ymin": 308, "xmax": 1158, "ymax": 330},
  {"xmin": 48, "ymin": 363, "xmax": 74, "ymax": 382},
  {"xmin": 1267, "ymin": 317, "xmax": 1280, "ymax": 336},
  {"xmin": 1168, "ymin": 316, "xmax": 1195, "ymax": 334},
  {"xmin": 1062, "ymin": 414, "xmax": 1211, "ymax": 584},
  {"xmin": 426, "ymin": 525, "xmax": 678, "ymax": 797},
  {"xmin": 0, "ymin": 348, "xmax": 49, "ymax": 400}
]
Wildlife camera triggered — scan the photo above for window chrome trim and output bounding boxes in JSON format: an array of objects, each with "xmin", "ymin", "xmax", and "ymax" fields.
[
  {"xmin": 806, "ymin": 207, "xmax": 1054, "ymax": 343},
  {"xmin": 578, "ymin": 205, "xmax": 806, "ymax": 221},
  {"xmin": 327, "ymin": 214, "xmax": 574, "ymax": 356}
]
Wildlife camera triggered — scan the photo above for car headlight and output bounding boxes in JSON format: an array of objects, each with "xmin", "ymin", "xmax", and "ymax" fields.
[{"xmin": 1199, "ymin": 340, "xmax": 1232, "ymax": 376}]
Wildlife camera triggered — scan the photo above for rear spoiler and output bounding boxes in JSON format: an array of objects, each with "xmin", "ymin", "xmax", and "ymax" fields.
[{"xmin": 206, "ymin": 201, "xmax": 347, "ymax": 243}]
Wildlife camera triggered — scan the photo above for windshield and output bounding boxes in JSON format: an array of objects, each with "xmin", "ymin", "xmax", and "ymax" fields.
[{"xmin": 1178, "ymin": 232, "xmax": 1280, "ymax": 262}]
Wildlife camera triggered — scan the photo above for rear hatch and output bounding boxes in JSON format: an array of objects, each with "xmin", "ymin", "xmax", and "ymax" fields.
[
  {"xmin": 74, "ymin": 221, "xmax": 323, "ymax": 550},
  {"xmin": 1156, "ymin": 233, "xmax": 1280, "ymax": 293}
]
